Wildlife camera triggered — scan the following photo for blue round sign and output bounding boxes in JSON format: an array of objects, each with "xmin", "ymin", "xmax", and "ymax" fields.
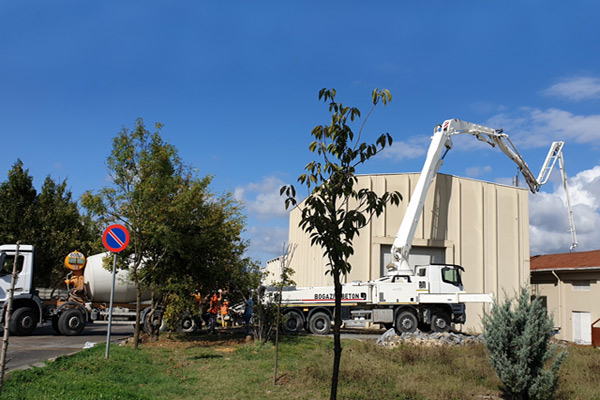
[{"xmin": 102, "ymin": 224, "xmax": 130, "ymax": 253}]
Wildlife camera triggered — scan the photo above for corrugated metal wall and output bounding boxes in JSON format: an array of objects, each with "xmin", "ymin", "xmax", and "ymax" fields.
[{"xmin": 283, "ymin": 172, "xmax": 530, "ymax": 332}]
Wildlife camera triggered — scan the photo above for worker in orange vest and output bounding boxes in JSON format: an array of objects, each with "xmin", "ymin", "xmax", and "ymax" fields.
[
  {"xmin": 220, "ymin": 298, "xmax": 230, "ymax": 328},
  {"xmin": 208, "ymin": 292, "xmax": 219, "ymax": 333}
]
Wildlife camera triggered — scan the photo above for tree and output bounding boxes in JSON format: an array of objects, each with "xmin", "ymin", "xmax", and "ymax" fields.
[
  {"xmin": 34, "ymin": 177, "xmax": 100, "ymax": 286},
  {"xmin": 0, "ymin": 160, "xmax": 99, "ymax": 287},
  {"xmin": 82, "ymin": 118, "xmax": 256, "ymax": 346},
  {"xmin": 154, "ymin": 187, "xmax": 259, "ymax": 334},
  {"xmin": 483, "ymin": 287, "xmax": 567, "ymax": 400},
  {"xmin": 282, "ymin": 88, "xmax": 401, "ymax": 400},
  {"xmin": 0, "ymin": 160, "xmax": 37, "ymax": 245},
  {"xmin": 273, "ymin": 243, "xmax": 296, "ymax": 385},
  {"xmin": 82, "ymin": 119, "xmax": 195, "ymax": 348}
]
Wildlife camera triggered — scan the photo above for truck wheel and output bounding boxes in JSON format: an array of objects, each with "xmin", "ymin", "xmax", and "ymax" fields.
[
  {"xmin": 281, "ymin": 310, "xmax": 304, "ymax": 334},
  {"xmin": 431, "ymin": 313, "xmax": 451, "ymax": 332},
  {"xmin": 58, "ymin": 309, "xmax": 85, "ymax": 336},
  {"xmin": 9, "ymin": 307, "xmax": 37, "ymax": 336},
  {"xmin": 308, "ymin": 312, "xmax": 331, "ymax": 335},
  {"xmin": 176, "ymin": 312, "xmax": 198, "ymax": 333},
  {"xmin": 143, "ymin": 308, "xmax": 165, "ymax": 334},
  {"xmin": 395, "ymin": 311, "xmax": 417, "ymax": 334}
]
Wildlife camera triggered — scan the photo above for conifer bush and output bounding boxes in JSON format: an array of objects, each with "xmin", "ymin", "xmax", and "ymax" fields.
[{"xmin": 482, "ymin": 287, "xmax": 567, "ymax": 400}]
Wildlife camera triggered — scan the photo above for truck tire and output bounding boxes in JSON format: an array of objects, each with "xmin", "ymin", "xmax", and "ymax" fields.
[
  {"xmin": 308, "ymin": 312, "xmax": 331, "ymax": 335},
  {"xmin": 143, "ymin": 308, "xmax": 165, "ymax": 334},
  {"xmin": 9, "ymin": 307, "xmax": 37, "ymax": 336},
  {"xmin": 176, "ymin": 312, "xmax": 198, "ymax": 333},
  {"xmin": 395, "ymin": 311, "xmax": 417, "ymax": 334},
  {"xmin": 58, "ymin": 309, "xmax": 86, "ymax": 336},
  {"xmin": 430, "ymin": 313, "xmax": 451, "ymax": 332},
  {"xmin": 281, "ymin": 310, "xmax": 304, "ymax": 334}
]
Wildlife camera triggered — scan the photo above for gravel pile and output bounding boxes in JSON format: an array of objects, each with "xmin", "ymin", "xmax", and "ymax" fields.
[{"xmin": 376, "ymin": 328, "xmax": 484, "ymax": 347}]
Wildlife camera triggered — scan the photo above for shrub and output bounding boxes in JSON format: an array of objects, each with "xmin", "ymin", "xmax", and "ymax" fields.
[
  {"xmin": 482, "ymin": 287, "xmax": 567, "ymax": 400},
  {"xmin": 251, "ymin": 289, "xmax": 278, "ymax": 343}
]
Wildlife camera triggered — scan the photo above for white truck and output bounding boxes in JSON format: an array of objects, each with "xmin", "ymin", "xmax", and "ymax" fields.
[
  {"xmin": 276, "ymin": 118, "xmax": 576, "ymax": 335},
  {"xmin": 0, "ymin": 246, "xmax": 160, "ymax": 336}
]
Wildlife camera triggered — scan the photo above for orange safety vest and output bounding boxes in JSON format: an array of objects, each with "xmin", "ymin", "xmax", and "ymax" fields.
[
  {"xmin": 209, "ymin": 295, "xmax": 219, "ymax": 314},
  {"xmin": 220, "ymin": 300, "xmax": 229, "ymax": 315}
]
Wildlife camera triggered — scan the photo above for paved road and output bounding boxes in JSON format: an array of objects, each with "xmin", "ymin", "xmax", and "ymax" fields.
[{"xmin": 3, "ymin": 323, "xmax": 134, "ymax": 372}]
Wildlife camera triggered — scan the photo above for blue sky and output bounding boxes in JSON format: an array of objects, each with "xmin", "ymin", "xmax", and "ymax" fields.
[{"xmin": 2, "ymin": 1, "xmax": 600, "ymax": 264}]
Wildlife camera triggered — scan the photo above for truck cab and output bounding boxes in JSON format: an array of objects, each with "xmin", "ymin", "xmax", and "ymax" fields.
[
  {"xmin": 0, "ymin": 244, "xmax": 35, "ymax": 302},
  {"xmin": 416, "ymin": 264, "xmax": 464, "ymax": 294},
  {"xmin": 0, "ymin": 244, "xmax": 44, "ymax": 335}
]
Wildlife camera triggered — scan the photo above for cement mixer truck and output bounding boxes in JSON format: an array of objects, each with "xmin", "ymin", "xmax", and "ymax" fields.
[{"xmin": 0, "ymin": 244, "xmax": 161, "ymax": 336}]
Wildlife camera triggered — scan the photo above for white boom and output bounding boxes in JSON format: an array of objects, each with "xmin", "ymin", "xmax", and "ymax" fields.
[
  {"xmin": 388, "ymin": 118, "xmax": 577, "ymax": 276},
  {"xmin": 537, "ymin": 141, "xmax": 578, "ymax": 250}
]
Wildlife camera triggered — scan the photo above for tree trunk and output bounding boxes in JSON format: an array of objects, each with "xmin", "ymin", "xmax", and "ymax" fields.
[
  {"xmin": 330, "ymin": 268, "xmax": 343, "ymax": 400},
  {"xmin": 273, "ymin": 284, "xmax": 283, "ymax": 385},
  {"xmin": 0, "ymin": 243, "xmax": 20, "ymax": 393}
]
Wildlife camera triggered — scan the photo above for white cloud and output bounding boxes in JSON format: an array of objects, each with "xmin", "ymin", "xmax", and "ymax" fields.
[
  {"xmin": 380, "ymin": 136, "xmax": 428, "ymax": 161},
  {"xmin": 245, "ymin": 225, "xmax": 289, "ymax": 260},
  {"xmin": 542, "ymin": 76, "xmax": 600, "ymax": 101},
  {"xmin": 529, "ymin": 166, "xmax": 600, "ymax": 255},
  {"xmin": 486, "ymin": 107, "xmax": 600, "ymax": 148},
  {"xmin": 234, "ymin": 176, "xmax": 290, "ymax": 222}
]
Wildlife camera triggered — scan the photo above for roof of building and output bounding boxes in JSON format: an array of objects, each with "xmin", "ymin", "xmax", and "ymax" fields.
[{"xmin": 531, "ymin": 249, "xmax": 600, "ymax": 271}]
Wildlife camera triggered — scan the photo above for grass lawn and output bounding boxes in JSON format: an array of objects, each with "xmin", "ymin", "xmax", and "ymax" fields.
[{"xmin": 1, "ymin": 332, "xmax": 599, "ymax": 400}]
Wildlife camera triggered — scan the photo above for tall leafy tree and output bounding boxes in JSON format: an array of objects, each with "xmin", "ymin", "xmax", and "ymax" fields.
[
  {"xmin": 282, "ymin": 88, "xmax": 401, "ymax": 400},
  {"xmin": 0, "ymin": 160, "xmax": 98, "ymax": 286},
  {"xmin": 82, "ymin": 118, "xmax": 255, "ymax": 346},
  {"xmin": 155, "ymin": 182, "xmax": 258, "ymax": 332},
  {"xmin": 0, "ymin": 160, "xmax": 37, "ymax": 245},
  {"xmin": 34, "ymin": 177, "xmax": 100, "ymax": 286},
  {"xmin": 82, "ymin": 119, "xmax": 187, "ymax": 348}
]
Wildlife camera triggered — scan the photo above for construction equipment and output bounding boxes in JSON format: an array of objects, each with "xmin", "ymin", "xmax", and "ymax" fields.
[
  {"xmin": 273, "ymin": 119, "xmax": 576, "ymax": 335},
  {"xmin": 0, "ymin": 247, "xmax": 159, "ymax": 336},
  {"xmin": 390, "ymin": 119, "xmax": 577, "ymax": 276}
]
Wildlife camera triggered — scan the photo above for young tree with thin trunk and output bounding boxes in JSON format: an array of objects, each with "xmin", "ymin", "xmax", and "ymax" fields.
[
  {"xmin": 282, "ymin": 88, "xmax": 401, "ymax": 400},
  {"xmin": 273, "ymin": 243, "xmax": 296, "ymax": 385}
]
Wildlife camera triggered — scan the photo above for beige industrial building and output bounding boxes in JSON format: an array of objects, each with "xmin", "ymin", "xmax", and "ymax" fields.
[
  {"xmin": 531, "ymin": 250, "xmax": 600, "ymax": 345},
  {"xmin": 272, "ymin": 172, "xmax": 531, "ymax": 332}
]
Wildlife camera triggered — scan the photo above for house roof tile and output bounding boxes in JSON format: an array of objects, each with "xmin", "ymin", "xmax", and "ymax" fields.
[{"xmin": 531, "ymin": 249, "xmax": 600, "ymax": 271}]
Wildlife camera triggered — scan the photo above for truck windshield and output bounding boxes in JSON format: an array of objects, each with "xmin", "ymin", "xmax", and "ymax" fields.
[{"xmin": 441, "ymin": 266, "xmax": 462, "ymax": 287}]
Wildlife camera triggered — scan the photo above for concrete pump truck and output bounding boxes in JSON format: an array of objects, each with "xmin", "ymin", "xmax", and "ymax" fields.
[{"xmin": 274, "ymin": 118, "xmax": 576, "ymax": 336}]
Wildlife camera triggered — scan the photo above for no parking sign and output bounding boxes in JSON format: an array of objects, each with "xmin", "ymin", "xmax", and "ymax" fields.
[
  {"xmin": 102, "ymin": 224, "xmax": 130, "ymax": 253},
  {"xmin": 101, "ymin": 223, "xmax": 130, "ymax": 359}
]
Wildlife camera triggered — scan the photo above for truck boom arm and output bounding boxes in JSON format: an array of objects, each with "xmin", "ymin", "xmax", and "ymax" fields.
[{"xmin": 388, "ymin": 118, "xmax": 577, "ymax": 275}]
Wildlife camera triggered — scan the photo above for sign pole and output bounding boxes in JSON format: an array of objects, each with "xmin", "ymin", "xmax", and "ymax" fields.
[
  {"xmin": 105, "ymin": 252, "xmax": 118, "ymax": 359},
  {"xmin": 101, "ymin": 223, "xmax": 130, "ymax": 360}
]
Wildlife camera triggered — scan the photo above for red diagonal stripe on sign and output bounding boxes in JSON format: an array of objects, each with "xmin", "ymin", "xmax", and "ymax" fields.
[{"xmin": 108, "ymin": 230, "xmax": 125, "ymax": 246}]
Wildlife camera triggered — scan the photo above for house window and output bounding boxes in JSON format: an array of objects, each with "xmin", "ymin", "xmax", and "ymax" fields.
[
  {"xmin": 531, "ymin": 295, "xmax": 547, "ymax": 309},
  {"xmin": 572, "ymin": 280, "xmax": 591, "ymax": 291}
]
